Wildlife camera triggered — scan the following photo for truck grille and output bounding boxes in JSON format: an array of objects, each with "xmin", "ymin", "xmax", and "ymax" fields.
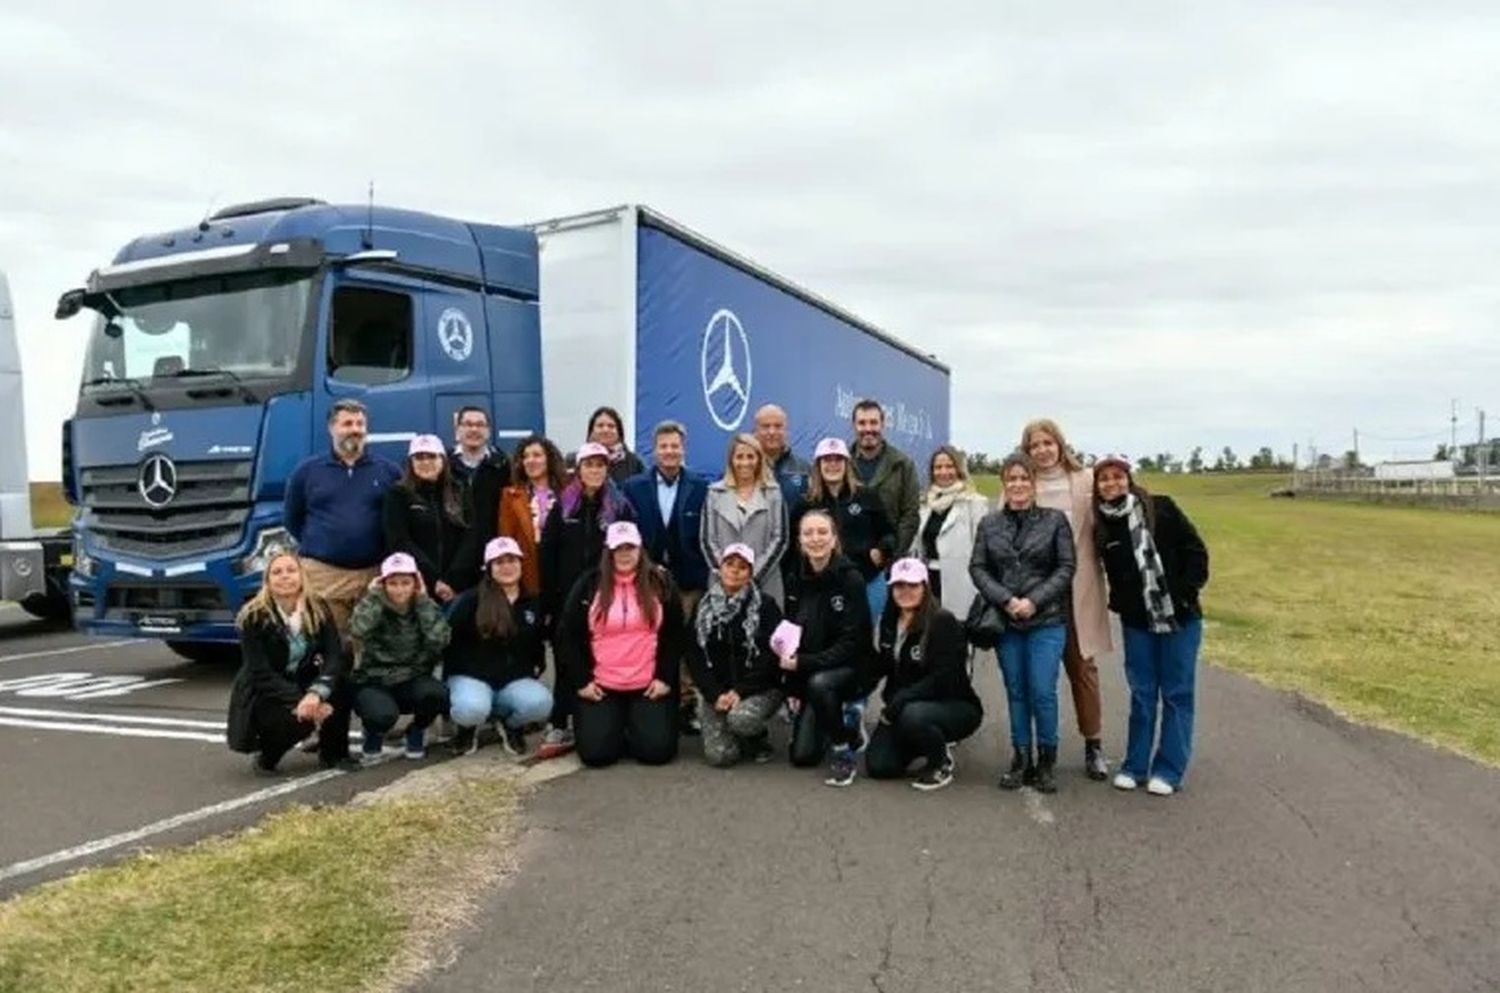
[{"xmin": 80, "ymin": 459, "xmax": 254, "ymax": 558}]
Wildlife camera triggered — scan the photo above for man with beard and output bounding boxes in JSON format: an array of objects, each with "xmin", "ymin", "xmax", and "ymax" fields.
[
  {"xmin": 285, "ymin": 399, "xmax": 403, "ymax": 642},
  {"xmin": 848, "ymin": 399, "xmax": 921, "ymax": 621}
]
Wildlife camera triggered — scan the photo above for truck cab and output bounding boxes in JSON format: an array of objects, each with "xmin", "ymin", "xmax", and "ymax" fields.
[{"xmin": 58, "ymin": 198, "xmax": 542, "ymax": 652}]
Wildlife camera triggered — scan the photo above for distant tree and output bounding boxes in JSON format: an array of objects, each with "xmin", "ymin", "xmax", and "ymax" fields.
[
  {"xmin": 1137, "ymin": 455, "xmax": 1158, "ymax": 472},
  {"xmin": 1214, "ymin": 446, "xmax": 1240, "ymax": 472},
  {"xmin": 1186, "ymin": 446, "xmax": 1205, "ymax": 473},
  {"xmin": 1341, "ymin": 449, "xmax": 1362, "ymax": 470},
  {"xmin": 966, "ymin": 451, "xmax": 990, "ymax": 477},
  {"xmin": 1315, "ymin": 453, "xmax": 1334, "ymax": 470},
  {"xmin": 1249, "ymin": 446, "xmax": 1276, "ymax": 470},
  {"xmin": 1156, "ymin": 452, "xmax": 1174, "ymax": 472},
  {"xmin": 1434, "ymin": 443, "xmax": 1452, "ymax": 461}
]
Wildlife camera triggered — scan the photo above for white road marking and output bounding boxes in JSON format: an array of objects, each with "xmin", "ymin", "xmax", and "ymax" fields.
[
  {"xmin": 0, "ymin": 768, "xmax": 347, "ymax": 884},
  {"xmin": 0, "ymin": 716, "xmax": 222, "ymax": 742},
  {"xmin": 0, "ymin": 672, "xmax": 184, "ymax": 700},
  {"xmin": 1022, "ymin": 788, "xmax": 1056, "ymax": 826},
  {"xmin": 0, "ymin": 705, "xmax": 224, "ymax": 729},
  {"xmin": 0, "ymin": 640, "xmax": 137, "ymax": 665}
]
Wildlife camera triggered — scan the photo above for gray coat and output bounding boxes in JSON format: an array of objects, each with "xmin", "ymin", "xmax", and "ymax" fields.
[
  {"xmin": 700, "ymin": 480, "xmax": 788, "ymax": 604},
  {"xmin": 969, "ymin": 506, "xmax": 1075, "ymax": 630}
]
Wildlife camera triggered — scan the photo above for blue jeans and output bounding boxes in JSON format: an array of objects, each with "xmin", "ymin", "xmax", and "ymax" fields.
[
  {"xmin": 997, "ymin": 624, "xmax": 1066, "ymax": 750},
  {"xmin": 446, "ymin": 675, "xmax": 554, "ymax": 730},
  {"xmin": 1120, "ymin": 618, "xmax": 1202, "ymax": 788},
  {"xmin": 865, "ymin": 575, "xmax": 888, "ymax": 622}
]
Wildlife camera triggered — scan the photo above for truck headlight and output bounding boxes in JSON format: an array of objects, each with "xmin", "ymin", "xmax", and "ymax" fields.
[
  {"xmin": 73, "ymin": 545, "xmax": 94, "ymax": 579},
  {"xmin": 238, "ymin": 527, "xmax": 296, "ymax": 575}
]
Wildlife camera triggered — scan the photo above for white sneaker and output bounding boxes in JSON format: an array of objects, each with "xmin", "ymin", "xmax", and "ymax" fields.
[
  {"xmin": 1112, "ymin": 773, "xmax": 1138, "ymax": 791},
  {"xmin": 1146, "ymin": 777, "xmax": 1175, "ymax": 796}
]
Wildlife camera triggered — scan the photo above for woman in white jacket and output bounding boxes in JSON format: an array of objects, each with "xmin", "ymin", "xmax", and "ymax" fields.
[{"xmin": 909, "ymin": 445, "xmax": 990, "ymax": 617}]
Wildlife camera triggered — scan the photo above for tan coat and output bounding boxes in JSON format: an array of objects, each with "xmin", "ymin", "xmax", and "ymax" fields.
[{"xmin": 1034, "ymin": 467, "xmax": 1113, "ymax": 659}]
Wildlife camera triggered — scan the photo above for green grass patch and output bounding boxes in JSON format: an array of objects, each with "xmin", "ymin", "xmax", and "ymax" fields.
[
  {"xmin": 30, "ymin": 482, "xmax": 70, "ymax": 529},
  {"xmin": 975, "ymin": 471, "xmax": 1500, "ymax": 763},
  {"xmin": 0, "ymin": 773, "xmax": 518, "ymax": 993}
]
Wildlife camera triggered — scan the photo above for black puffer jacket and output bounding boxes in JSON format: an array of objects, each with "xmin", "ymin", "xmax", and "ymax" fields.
[
  {"xmin": 444, "ymin": 586, "xmax": 548, "ymax": 689},
  {"xmin": 781, "ymin": 554, "xmax": 872, "ymax": 691},
  {"xmin": 791, "ymin": 486, "xmax": 896, "ymax": 582},
  {"xmin": 969, "ymin": 506, "xmax": 1076, "ymax": 630},
  {"xmin": 383, "ymin": 481, "xmax": 474, "ymax": 593},
  {"xmin": 1096, "ymin": 495, "xmax": 1209, "ymax": 629},
  {"xmin": 872, "ymin": 607, "xmax": 981, "ymax": 718},
  {"xmin": 685, "ymin": 591, "xmax": 785, "ymax": 700},
  {"xmin": 538, "ymin": 488, "xmax": 636, "ymax": 624}
]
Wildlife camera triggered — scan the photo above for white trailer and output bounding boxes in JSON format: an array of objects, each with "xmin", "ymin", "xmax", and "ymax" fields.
[{"xmin": 1373, "ymin": 460, "xmax": 1456, "ymax": 482}]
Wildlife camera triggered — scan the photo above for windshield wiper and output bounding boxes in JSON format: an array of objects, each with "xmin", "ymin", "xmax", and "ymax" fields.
[
  {"xmin": 80, "ymin": 376, "xmax": 155, "ymax": 411},
  {"xmin": 169, "ymin": 366, "xmax": 258, "ymax": 405}
]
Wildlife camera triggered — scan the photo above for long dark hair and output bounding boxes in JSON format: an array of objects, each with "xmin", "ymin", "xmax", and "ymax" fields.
[
  {"xmin": 591, "ymin": 544, "xmax": 669, "ymax": 629},
  {"xmin": 510, "ymin": 435, "xmax": 566, "ymax": 490},
  {"xmin": 888, "ymin": 579, "xmax": 941, "ymax": 661},
  {"xmin": 1090, "ymin": 468, "xmax": 1157, "ymax": 547},
  {"xmin": 474, "ymin": 569, "xmax": 520, "ymax": 641},
  {"xmin": 587, "ymin": 405, "xmax": 628, "ymax": 447},
  {"xmin": 400, "ymin": 455, "xmax": 467, "ymax": 526}
]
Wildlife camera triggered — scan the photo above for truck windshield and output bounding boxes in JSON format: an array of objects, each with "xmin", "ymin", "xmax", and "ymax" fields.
[{"xmin": 81, "ymin": 270, "xmax": 312, "ymax": 389}]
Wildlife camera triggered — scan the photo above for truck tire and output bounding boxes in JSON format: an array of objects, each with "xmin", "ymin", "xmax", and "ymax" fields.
[
  {"xmin": 165, "ymin": 641, "xmax": 241, "ymax": 665},
  {"xmin": 19, "ymin": 592, "xmax": 71, "ymax": 624}
]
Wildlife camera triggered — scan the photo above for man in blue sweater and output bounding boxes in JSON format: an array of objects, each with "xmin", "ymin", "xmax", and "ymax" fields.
[{"xmin": 284, "ymin": 399, "xmax": 402, "ymax": 641}]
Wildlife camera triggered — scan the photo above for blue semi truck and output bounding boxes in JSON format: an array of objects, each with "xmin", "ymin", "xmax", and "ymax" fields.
[{"xmin": 56, "ymin": 200, "xmax": 950, "ymax": 659}]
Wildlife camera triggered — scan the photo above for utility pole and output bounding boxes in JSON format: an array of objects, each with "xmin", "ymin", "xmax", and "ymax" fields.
[
  {"xmin": 1479, "ymin": 408, "xmax": 1488, "ymax": 491},
  {"xmin": 1451, "ymin": 398, "xmax": 1459, "ymax": 456},
  {"xmin": 1352, "ymin": 428, "xmax": 1360, "ymax": 469}
]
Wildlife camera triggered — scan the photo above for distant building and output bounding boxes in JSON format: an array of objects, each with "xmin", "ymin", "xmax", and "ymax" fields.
[{"xmin": 1373, "ymin": 460, "xmax": 1456, "ymax": 482}]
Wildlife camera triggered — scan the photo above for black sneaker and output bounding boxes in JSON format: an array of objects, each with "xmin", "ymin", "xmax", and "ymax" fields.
[
  {"xmin": 250, "ymin": 754, "xmax": 281, "ymax": 777},
  {"xmin": 501, "ymin": 725, "xmax": 528, "ymax": 758},
  {"xmin": 746, "ymin": 734, "xmax": 775, "ymax": 764},
  {"xmin": 318, "ymin": 755, "xmax": 363, "ymax": 772},
  {"xmin": 449, "ymin": 727, "xmax": 478, "ymax": 757},
  {"xmin": 912, "ymin": 765, "xmax": 953, "ymax": 791},
  {"xmin": 825, "ymin": 746, "xmax": 858, "ymax": 787}
]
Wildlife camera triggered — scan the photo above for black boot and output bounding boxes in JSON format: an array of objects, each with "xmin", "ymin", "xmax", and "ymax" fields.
[
  {"xmin": 1084, "ymin": 738, "xmax": 1109, "ymax": 781},
  {"xmin": 1035, "ymin": 746, "xmax": 1058, "ymax": 794},
  {"xmin": 998, "ymin": 747, "xmax": 1032, "ymax": 790}
]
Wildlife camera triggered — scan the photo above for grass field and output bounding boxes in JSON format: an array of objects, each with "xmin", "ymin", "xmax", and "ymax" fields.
[{"xmin": 976, "ymin": 471, "xmax": 1500, "ymax": 765}]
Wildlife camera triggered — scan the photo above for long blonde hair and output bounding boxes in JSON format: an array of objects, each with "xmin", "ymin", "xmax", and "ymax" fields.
[
  {"xmin": 236, "ymin": 550, "xmax": 329, "ymax": 635},
  {"xmin": 719, "ymin": 433, "xmax": 775, "ymax": 489},
  {"xmin": 1020, "ymin": 418, "xmax": 1083, "ymax": 473},
  {"xmin": 807, "ymin": 452, "xmax": 861, "ymax": 503}
]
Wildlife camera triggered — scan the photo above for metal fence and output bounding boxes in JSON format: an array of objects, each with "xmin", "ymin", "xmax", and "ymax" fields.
[{"xmin": 1291, "ymin": 471, "xmax": 1500, "ymax": 509}]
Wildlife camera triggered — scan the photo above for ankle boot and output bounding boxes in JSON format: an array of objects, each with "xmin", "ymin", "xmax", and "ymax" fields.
[
  {"xmin": 998, "ymin": 746, "xmax": 1031, "ymax": 790},
  {"xmin": 1084, "ymin": 738, "xmax": 1109, "ymax": 781},
  {"xmin": 1035, "ymin": 746, "xmax": 1058, "ymax": 794}
]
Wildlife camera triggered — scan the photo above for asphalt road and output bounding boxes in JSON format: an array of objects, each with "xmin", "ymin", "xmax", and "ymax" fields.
[
  {"xmin": 419, "ymin": 641, "xmax": 1500, "ymax": 993},
  {"xmin": 0, "ymin": 603, "xmax": 446, "ymax": 898}
]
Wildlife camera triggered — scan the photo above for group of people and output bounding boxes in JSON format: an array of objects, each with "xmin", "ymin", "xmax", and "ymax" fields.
[{"xmin": 228, "ymin": 398, "xmax": 1209, "ymax": 797}]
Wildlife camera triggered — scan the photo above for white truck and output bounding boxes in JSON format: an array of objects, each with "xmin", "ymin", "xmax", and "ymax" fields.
[{"xmin": 0, "ymin": 270, "xmax": 72, "ymax": 621}]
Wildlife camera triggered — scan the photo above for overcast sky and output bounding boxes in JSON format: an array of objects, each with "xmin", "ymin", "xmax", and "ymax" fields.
[{"xmin": 3, "ymin": 1, "xmax": 1498, "ymax": 478}]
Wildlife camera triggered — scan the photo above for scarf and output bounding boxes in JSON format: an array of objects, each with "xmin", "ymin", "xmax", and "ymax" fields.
[
  {"xmin": 1099, "ymin": 494, "xmax": 1176, "ymax": 633},
  {"xmin": 694, "ymin": 581, "xmax": 763, "ymax": 664},
  {"xmin": 559, "ymin": 479, "xmax": 625, "ymax": 528},
  {"xmin": 924, "ymin": 480, "xmax": 971, "ymax": 514},
  {"xmin": 275, "ymin": 600, "xmax": 308, "ymax": 674},
  {"xmin": 606, "ymin": 443, "xmax": 628, "ymax": 465},
  {"xmin": 530, "ymin": 484, "xmax": 556, "ymax": 539}
]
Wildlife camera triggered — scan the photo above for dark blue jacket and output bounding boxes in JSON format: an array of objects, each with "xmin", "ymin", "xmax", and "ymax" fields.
[
  {"xmin": 284, "ymin": 451, "xmax": 402, "ymax": 569},
  {"xmin": 621, "ymin": 468, "xmax": 710, "ymax": 592},
  {"xmin": 772, "ymin": 449, "xmax": 812, "ymax": 511}
]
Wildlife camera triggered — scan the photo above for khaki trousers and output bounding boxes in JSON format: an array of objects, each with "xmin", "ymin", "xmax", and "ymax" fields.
[{"xmin": 301, "ymin": 559, "xmax": 380, "ymax": 647}]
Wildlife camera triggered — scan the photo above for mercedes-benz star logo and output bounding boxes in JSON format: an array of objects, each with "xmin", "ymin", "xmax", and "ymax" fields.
[
  {"xmin": 701, "ymin": 308, "xmax": 752, "ymax": 431},
  {"xmin": 138, "ymin": 453, "xmax": 178, "ymax": 508}
]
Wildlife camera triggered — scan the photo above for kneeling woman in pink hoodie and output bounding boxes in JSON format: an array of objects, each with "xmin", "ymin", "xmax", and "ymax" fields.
[{"xmin": 555, "ymin": 522, "xmax": 688, "ymax": 767}]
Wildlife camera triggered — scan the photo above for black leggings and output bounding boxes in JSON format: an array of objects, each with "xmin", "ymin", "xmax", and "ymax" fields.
[
  {"xmin": 575, "ymin": 689, "xmax": 679, "ymax": 768},
  {"xmin": 353, "ymin": 675, "xmax": 448, "ymax": 736},
  {"xmin": 865, "ymin": 699, "xmax": 983, "ymax": 778},
  {"xmin": 251, "ymin": 684, "xmax": 353, "ymax": 768},
  {"xmin": 789, "ymin": 666, "xmax": 864, "ymax": 767}
]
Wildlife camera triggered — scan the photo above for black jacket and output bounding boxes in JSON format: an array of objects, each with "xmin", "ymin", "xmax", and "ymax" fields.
[
  {"xmin": 443, "ymin": 586, "xmax": 548, "ymax": 689},
  {"xmin": 554, "ymin": 567, "xmax": 687, "ymax": 691},
  {"xmin": 685, "ymin": 593, "xmax": 785, "ymax": 700},
  {"xmin": 872, "ymin": 607, "xmax": 982, "ymax": 718},
  {"xmin": 1096, "ymin": 495, "xmax": 1209, "ymax": 629},
  {"xmin": 791, "ymin": 486, "xmax": 896, "ymax": 582},
  {"xmin": 538, "ymin": 490, "xmax": 636, "ymax": 622},
  {"xmin": 226, "ymin": 607, "xmax": 346, "ymax": 752},
  {"xmin": 450, "ymin": 449, "xmax": 510, "ymax": 544},
  {"xmin": 781, "ymin": 554, "xmax": 873, "ymax": 691},
  {"xmin": 969, "ymin": 506, "xmax": 1076, "ymax": 630},
  {"xmin": 383, "ymin": 481, "xmax": 475, "ymax": 593}
]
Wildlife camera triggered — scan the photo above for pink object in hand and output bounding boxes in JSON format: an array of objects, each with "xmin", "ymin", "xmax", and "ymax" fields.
[{"xmin": 770, "ymin": 620, "xmax": 802, "ymax": 661}]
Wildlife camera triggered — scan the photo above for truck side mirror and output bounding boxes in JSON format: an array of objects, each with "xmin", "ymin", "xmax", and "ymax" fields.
[{"xmin": 56, "ymin": 289, "xmax": 86, "ymax": 320}]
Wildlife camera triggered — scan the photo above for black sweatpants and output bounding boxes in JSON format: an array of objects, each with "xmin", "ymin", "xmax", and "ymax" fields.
[
  {"xmin": 575, "ymin": 689, "xmax": 679, "ymax": 768},
  {"xmin": 353, "ymin": 675, "xmax": 448, "ymax": 736},
  {"xmin": 251, "ymin": 684, "xmax": 353, "ymax": 769},
  {"xmin": 789, "ymin": 666, "xmax": 864, "ymax": 767},
  {"xmin": 865, "ymin": 699, "xmax": 983, "ymax": 778}
]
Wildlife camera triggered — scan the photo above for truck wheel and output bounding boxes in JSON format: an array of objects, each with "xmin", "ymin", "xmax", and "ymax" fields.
[
  {"xmin": 165, "ymin": 641, "xmax": 241, "ymax": 665},
  {"xmin": 19, "ymin": 592, "xmax": 71, "ymax": 624}
]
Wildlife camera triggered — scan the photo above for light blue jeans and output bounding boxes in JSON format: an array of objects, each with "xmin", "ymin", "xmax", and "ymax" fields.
[{"xmin": 446, "ymin": 675, "xmax": 553, "ymax": 730}]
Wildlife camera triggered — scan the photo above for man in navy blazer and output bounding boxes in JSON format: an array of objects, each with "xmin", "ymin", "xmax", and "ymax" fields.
[{"xmin": 621, "ymin": 420, "xmax": 710, "ymax": 730}]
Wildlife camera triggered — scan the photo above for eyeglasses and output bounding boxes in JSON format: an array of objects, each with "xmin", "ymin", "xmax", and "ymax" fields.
[{"xmin": 458, "ymin": 420, "xmax": 488, "ymax": 428}]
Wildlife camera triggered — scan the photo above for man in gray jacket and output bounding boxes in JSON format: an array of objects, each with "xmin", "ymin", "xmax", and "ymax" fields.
[{"xmin": 849, "ymin": 399, "xmax": 922, "ymax": 559}]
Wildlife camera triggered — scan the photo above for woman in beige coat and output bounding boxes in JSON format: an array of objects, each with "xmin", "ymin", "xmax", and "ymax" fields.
[
  {"xmin": 1021, "ymin": 418, "xmax": 1114, "ymax": 781},
  {"xmin": 909, "ymin": 444, "xmax": 990, "ymax": 618}
]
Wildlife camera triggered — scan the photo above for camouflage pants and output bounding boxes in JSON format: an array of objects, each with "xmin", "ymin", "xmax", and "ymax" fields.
[{"xmin": 697, "ymin": 689, "xmax": 784, "ymax": 768}]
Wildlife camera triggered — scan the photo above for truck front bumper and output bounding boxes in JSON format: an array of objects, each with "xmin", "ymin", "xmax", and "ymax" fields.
[{"xmin": 70, "ymin": 554, "xmax": 262, "ymax": 644}]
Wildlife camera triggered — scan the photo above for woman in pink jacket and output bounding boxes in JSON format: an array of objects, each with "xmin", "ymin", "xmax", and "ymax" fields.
[{"xmin": 1021, "ymin": 418, "xmax": 1114, "ymax": 781}]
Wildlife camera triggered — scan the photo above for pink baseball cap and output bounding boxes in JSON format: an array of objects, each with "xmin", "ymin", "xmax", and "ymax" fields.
[
  {"xmin": 483, "ymin": 536, "xmax": 523, "ymax": 565},
  {"xmin": 408, "ymin": 434, "xmax": 446, "ymax": 458},
  {"xmin": 576, "ymin": 442, "xmax": 611, "ymax": 463},
  {"xmin": 887, "ymin": 558, "xmax": 930, "ymax": 587},
  {"xmin": 720, "ymin": 542, "xmax": 757, "ymax": 567},
  {"xmin": 814, "ymin": 437, "xmax": 850, "ymax": 461},
  {"xmin": 1094, "ymin": 453, "xmax": 1134, "ymax": 476},
  {"xmin": 605, "ymin": 521, "xmax": 642, "ymax": 550},
  {"xmin": 380, "ymin": 552, "xmax": 420, "ymax": 580}
]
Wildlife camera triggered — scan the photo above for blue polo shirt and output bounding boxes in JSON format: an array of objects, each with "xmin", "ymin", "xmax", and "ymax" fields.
[{"xmin": 284, "ymin": 451, "xmax": 402, "ymax": 568}]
